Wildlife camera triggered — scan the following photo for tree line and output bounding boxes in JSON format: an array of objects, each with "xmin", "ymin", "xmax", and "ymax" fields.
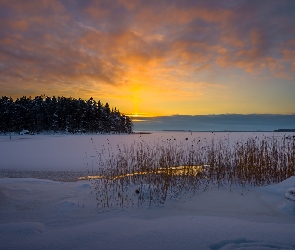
[{"xmin": 0, "ymin": 95, "xmax": 133, "ymax": 134}]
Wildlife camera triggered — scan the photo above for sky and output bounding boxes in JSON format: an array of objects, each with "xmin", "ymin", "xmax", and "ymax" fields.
[{"xmin": 0, "ymin": 0, "xmax": 295, "ymax": 116}]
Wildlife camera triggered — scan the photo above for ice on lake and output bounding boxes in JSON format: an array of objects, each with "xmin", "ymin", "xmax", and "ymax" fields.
[{"xmin": 0, "ymin": 132, "xmax": 295, "ymax": 249}]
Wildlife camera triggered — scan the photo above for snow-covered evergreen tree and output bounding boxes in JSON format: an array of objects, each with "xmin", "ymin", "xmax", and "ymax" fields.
[{"xmin": 0, "ymin": 95, "xmax": 133, "ymax": 134}]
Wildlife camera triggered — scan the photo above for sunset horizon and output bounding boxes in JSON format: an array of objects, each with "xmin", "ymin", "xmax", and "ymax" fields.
[
  {"xmin": 1, "ymin": 1, "xmax": 295, "ymax": 116},
  {"xmin": 1, "ymin": 94, "xmax": 294, "ymax": 117}
]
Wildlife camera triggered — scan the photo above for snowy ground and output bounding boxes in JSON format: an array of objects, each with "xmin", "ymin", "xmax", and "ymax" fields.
[{"xmin": 0, "ymin": 132, "xmax": 295, "ymax": 249}]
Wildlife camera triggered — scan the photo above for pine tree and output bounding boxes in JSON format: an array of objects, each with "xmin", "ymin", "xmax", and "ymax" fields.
[{"xmin": 0, "ymin": 95, "xmax": 133, "ymax": 134}]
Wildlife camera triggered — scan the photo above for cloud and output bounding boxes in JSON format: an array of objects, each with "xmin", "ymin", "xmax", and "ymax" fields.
[{"xmin": 0, "ymin": 0, "xmax": 295, "ymax": 108}]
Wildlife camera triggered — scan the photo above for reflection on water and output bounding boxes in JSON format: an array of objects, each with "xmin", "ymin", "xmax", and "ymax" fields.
[{"xmin": 78, "ymin": 165, "xmax": 208, "ymax": 180}]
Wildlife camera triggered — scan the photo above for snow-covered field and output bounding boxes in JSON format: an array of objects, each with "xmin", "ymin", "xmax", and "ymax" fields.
[{"xmin": 0, "ymin": 132, "xmax": 295, "ymax": 250}]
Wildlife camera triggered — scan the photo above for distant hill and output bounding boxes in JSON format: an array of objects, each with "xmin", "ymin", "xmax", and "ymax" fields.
[
  {"xmin": 274, "ymin": 129, "xmax": 295, "ymax": 132},
  {"xmin": 133, "ymin": 114, "xmax": 295, "ymax": 132}
]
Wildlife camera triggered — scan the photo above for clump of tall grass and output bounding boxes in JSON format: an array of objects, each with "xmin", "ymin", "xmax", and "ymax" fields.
[
  {"xmin": 85, "ymin": 134, "xmax": 295, "ymax": 210},
  {"xmin": 233, "ymin": 135, "xmax": 295, "ymax": 186}
]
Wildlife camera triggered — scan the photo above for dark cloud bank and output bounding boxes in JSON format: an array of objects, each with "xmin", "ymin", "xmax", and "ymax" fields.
[
  {"xmin": 1, "ymin": 0, "xmax": 295, "ymax": 96},
  {"xmin": 133, "ymin": 114, "xmax": 295, "ymax": 132}
]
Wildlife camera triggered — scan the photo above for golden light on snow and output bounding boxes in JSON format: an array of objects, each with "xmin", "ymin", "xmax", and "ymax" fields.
[{"xmin": 78, "ymin": 165, "xmax": 206, "ymax": 181}]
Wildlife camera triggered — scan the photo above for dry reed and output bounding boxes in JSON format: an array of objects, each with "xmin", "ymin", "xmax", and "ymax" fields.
[{"xmin": 84, "ymin": 134, "xmax": 295, "ymax": 210}]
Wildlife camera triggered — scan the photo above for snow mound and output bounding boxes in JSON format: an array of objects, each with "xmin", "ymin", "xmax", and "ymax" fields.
[
  {"xmin": 0, "ymin": 222, "xmax": 45, "ymax": 235},
  {"xmin": 77, "ymin": 183, "xmax": 91, "ymax": 189},
  {"xmin": 285, "ymin": 188, "xmax": 295, "ymax": 201},
  {"xmin": 211, "ymin": 239, "xmax": 294, "ymax": 250}
]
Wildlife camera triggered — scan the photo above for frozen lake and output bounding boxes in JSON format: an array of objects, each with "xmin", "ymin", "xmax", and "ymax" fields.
[
  {"xmin": 0, "ymin": 132, "xmax": 295, "ymax": 249},
  {"xmin": 1, "ymin": 131, "xmax": 292, "ymax": 173}
]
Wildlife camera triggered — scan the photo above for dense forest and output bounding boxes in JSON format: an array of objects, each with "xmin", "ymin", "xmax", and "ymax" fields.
[{"xmin": 0, "ymin": 95, "xmax": 132, "ymax": 134}]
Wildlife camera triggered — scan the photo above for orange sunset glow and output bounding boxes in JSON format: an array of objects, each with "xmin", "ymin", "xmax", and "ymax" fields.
[{"xmin": 0, "ymin": 1, "xmax": 295, "ymax": 116}]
